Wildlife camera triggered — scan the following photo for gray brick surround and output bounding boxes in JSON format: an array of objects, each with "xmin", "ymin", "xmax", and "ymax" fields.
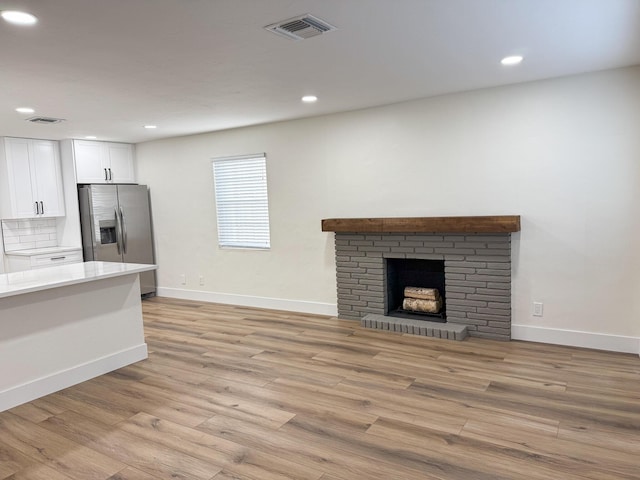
[{"xmin": 334, "ymin": 232, "xmax": 512, "ymax": 340}]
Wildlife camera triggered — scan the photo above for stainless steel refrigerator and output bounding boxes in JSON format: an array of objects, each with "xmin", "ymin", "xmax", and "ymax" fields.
[{"xmin": 78, "ymin": 184, "xmax": 156, "ymax": 295}]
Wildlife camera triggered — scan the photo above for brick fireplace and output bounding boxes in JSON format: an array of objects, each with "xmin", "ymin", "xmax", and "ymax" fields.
[{"xmin": 322, "ymin": 216, "xmax": 520, "ymax": 341}]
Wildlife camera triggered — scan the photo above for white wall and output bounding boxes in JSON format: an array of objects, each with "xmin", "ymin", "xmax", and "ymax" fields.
[{"xmin": 136, "ymin": 66, "xmax": 640, "ymax": 350}]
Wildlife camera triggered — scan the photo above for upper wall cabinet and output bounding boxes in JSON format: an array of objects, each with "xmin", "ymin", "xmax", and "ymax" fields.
[
  {"xmin": 70, "ymin": 140, "xmax": 136, "ymax": 184},
  {"xmin": 0, "ymin": 137, "xmax": 66, "ymax": 219}
]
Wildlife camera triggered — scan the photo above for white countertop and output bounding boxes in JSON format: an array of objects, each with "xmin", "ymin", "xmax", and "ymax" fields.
[
  {"xmin": 0, "ymin": 261, "xmax": 157, "ymax": 299},
  {"xmin": 4, "ymin": 246, "xmax": 82, "ymax": 257}
]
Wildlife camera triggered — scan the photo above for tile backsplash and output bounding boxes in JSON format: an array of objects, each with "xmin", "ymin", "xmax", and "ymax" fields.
[{"xmin": 1, "ymin": 218, "xmax": 58, "ymax": 252}]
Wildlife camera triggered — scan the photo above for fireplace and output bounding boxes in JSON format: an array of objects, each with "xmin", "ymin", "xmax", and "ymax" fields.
[
  {"xmin": 385, "ymin": 258, "xmax": 446, "ymax": 322},
  {"xmin": 322, "ymin": 216, "xmax": 520, "ymax": 341}
]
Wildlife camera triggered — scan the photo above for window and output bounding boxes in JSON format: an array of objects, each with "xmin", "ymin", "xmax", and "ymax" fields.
[{"xmin": 212, "ymin": 153, "xmax": 271, "ymax": 249}]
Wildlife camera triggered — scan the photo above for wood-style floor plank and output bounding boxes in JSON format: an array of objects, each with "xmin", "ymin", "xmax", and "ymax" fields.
[{"xmin": 1, "ymin": 297, "xmax": 639, "ymax": 480}]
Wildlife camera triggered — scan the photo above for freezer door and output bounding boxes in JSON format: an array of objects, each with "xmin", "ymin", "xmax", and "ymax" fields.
[
  {"xmin": 117, "ymin": 185, "xmax": 156, "ymax": 294},
  {"xmin": 79, "ymin": 185, "xmax": 123, "ymax": 263}
]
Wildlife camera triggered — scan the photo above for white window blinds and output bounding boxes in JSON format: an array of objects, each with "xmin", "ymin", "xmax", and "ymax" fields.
[{"xmin": 212, "ymin": 153, "xmax": 271, "ymax": 249}]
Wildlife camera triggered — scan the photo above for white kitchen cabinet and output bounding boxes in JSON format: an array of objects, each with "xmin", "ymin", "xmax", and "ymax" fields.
[
  {"xmin": 71, "ymin": 140, "xmax": 135, "ymax": 184},
  {"xmin": 4, "ymin": 247, "xmax": 83, "ymax": 272},
  {"xmin": 0, "ymin": 137, "xmax": 65, "ymax": 218}
]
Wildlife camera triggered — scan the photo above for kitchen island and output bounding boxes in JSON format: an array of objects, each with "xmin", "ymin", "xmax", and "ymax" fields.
[{"xmin": 0, "ymin": 261, "xmax": 157, "ymax": 412}]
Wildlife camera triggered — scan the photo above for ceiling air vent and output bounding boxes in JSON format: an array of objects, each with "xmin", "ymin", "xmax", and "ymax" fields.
[
  {"xmin": 26, "ymin": 116, "xmax": 65, "ymax": 124},
  {"xmin": 264, "ymin": 14, "xmax": 337, "ymax": 40}
]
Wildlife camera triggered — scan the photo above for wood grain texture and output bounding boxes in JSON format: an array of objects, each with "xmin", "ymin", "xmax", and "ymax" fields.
[
  {"xmin": 321, "ymin": 215, "xmax": 521, "ymax": 233},
  {"xmin": 1, "ymin": 297, "xmax": 639, "ymax": 480}
]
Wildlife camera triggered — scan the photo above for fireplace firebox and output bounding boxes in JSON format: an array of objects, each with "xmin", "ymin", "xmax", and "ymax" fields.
[{"xmin": 385, "ymin": 258, "xmax": 446, "ymax": 322}]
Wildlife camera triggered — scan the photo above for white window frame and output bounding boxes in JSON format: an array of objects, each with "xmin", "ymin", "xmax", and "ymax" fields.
[{"xmin": 211, "ymin": 153, "xmax": 271, "ymax": 249}]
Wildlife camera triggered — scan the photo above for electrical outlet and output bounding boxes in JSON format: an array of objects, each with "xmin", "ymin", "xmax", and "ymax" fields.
[
  {"xmin": 533, "ymin": 302, "xmax": 544, "ymax": 317},
  {"xmin": 179, "ymin": 274, "xmax": 186, "ymax": 285},
  {"xmin": 199, "ymin": 275, "xmax": 204, "ymax": 286}
]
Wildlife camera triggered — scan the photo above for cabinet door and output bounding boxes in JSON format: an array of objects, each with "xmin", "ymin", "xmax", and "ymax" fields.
[
  {"xmin": 4, "ymin": 138, "xmax": 38, "ymax": 218},
  {"xmin": 107, "ymin": 143, "xmax": 136, "ymax": 183},
  {"xmin": 74, "ymin": 140, "xmax": 109, "ymax": 183},
  {"xmin": 31, "ymin": 140, "xmax": 65, "ymax": 217}
]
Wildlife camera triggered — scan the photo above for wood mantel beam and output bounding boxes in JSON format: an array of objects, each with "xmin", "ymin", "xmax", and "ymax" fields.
[{"xmin": 321, "ymin": 216, "xmax": 521, "ymax": 233}]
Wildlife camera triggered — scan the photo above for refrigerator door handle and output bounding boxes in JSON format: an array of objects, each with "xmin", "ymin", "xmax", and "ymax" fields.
[
  {"xmin": 40, "ymin": 201, "xmax": 44, "ymax": 215},
  {"xmin": 104, "ymin": 168, "xmax": 108, "ymax": 181},
  {"xmin": 35, "ymin": 202, "xmax": 39, "ymax": 215},
  {"xmin": 114, "ymin": 208, "xmax": 122, "ymax": 254},
  {"xmin": 120, "ymin": 206, "xmax": 128, "ymax": 254}
]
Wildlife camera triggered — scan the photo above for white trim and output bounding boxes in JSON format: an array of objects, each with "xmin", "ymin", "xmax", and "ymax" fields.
[
  {"xmin": 157, "ymin": 287, "xmax": 338, "ymax": 317},
  {"xmin": 512, "ymin": 324, "xmax": 640, "ymax": 355},
  {"xmin": 0, "ymin": 344, "xmax": 147, "ymax": 413}
]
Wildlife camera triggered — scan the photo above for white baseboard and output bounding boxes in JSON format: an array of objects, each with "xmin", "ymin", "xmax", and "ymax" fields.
[
  {"xmin": 0, "ymin": 344, "xmax": 148, "ymax": 413},
  {"xmin": 512, "ymin": 324, "xmax": 640, "ymax": 355},
  {"xmin": 156, "ymin": 287, "xmax": 338, "ymax": 317}
]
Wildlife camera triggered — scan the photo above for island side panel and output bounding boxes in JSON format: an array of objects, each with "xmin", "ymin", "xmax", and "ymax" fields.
[{"xmin": 0, "ymin": 273, "xmax": 148, "ymax": 412}]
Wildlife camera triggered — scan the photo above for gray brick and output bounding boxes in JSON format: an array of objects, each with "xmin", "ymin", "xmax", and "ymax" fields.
[
  {"xmin": 487, "ymin": 282, "xmax": 511, "ymax": 290},
  {"xmin": 488, "ymin": 321, "xmax": 511, "ymax": 328},
  {"xmin": 446, "ymin": 292, "xmax": 468, "ymax": 299},
  {"xmin": 465, "ymin": 274, "xmax": 510, "ymax": 283},
  {"xmin": 366, "ymin": 268, "xmax": 384, "ymax": 275},
  {"xmin": 447, "ymin": 298, "xmax": 487, "ymax": 307},
  {"xmin": 467, "ymin": 312, "xmax": 511, "ymax": 322},
  {"xmin": 446, "ymin": 273, "xmax": 467, "ymax": 280},
  {"xmin": 376, "ymin": 241, "xmax": 400, "ymax": 247},
  {"xmin": 453, "ymin": 242, "xmax": 490, "ymax": 249},
  {"xmin": 445, "ymin": 261, "xmax": 487, "ymax": 268},
  {"xmin": 336, "ymin": 246, "xmax": 360, "ymax": 253},
  {"xmin": 336, "ymin": 277, "xmax": 359, "ymax": 285},
  {"xmin": 352, "ymin": 273, "xmax": 384, "ymax": 280},
  {"xmin": 477, "ymin": 307, "xmax": 510, "ymax": 315},
  {"xmin": 356, "ymin": 261, "xmax": 382, "ymax": 268},
  {"xmin": 380, "ymin": 235, "xmax": 406, "ymax": 241},
  {"xmin": 358, "ymin": 279, "xmax": 383, "ymax": 286},
  {"xmin": 414, "ymin": 247, "xmax": 435, "ymax": 254},
  {"xmin": 336, "ymin": 234, "xmax": 365, "ymax": 241},
  {"xmin": 359, "ymin": 246, "xmax": 391, "ymax": 253},
  {"xmin": 384, "ymin": 253, "xmax": 407, "ymax": 259},
  {"xmin": 465, "ymin": 235, "xmax": 509, "ymax": 243},
  {"xmin": 443, "ymin": 235, "xmax": 465, "ymax": 241},
  {"xmin": 446, "ymin": 279, "xmax": 487, "ymax": 288},
  {"xmin": 338, "ymin": 267, "xmax": 367, "ymax": 274},
  {"xmin": 394, "ymin": 248, "xmax": 416, "ymax": 254},
  {"xmin": 350, "ymin": 240, "xmax": 374, "ymax": 246},
  {"xmin": 441, "ymin": 255, "xmax": 466, "ymax": 261},
  {"xmin": 336, "ymin": 261, "xmax": 359, "ymax": 268},
  {"xmin": 475, "ymin": 269, "xmax": 510, "ymax": 276},
  {"xmin": 474, "ymin": 248, "xmax": 510, "ymax": 256},
  {"xmin": 410, "ymin": 253, "xmax": 444, "ymax": 260},
  {"xmin": 475, "ymin": 288, "xmax": 509, "ymax": 296},
  {"xmin": 337, "ymin": 288, "xmax": 352, "ymax": 295},
  {"xmin": 486, "ymin": 262, "xmax": 511, "ymax": 270},
  {"xmin": 467, "ymin": 294, "xmax": 510, "ymax": 302},
  {"xmin": 336, "ymin": 272, "xmax": 351, "ymax": 279},
  {"xmin": 446, "ymin": 304, "xmax": 477, "ymax": 313},
  {"xmin": 446, "ymin": 286, "xmax": 476, "ymax": 294},
  {"xmin": 410, "ymin": 235, "xmax": 445, "ymax": 242},
  {"xmin": 447, "ymin": 317, "xmax": 487, "ymax": 326},
  {"xmin": 435, "ymin": 248, "xmax": 476, "ymax": 255},
  {"xmin": 467, "ymin": 256, "xmax": 511, "ymax": 262},
  {"xmin": 399, "ymin": 241, "xmax": 425, "ymax": 248},
  {"xmin": 446, "ymin": 267, "xmax": 476, "ymax": 274},
  {"xmin": 367, "ymin": 285, "xmax": 384, "ymax": 293},
  {"xmin": 487, "ymin": 302, "xmax": 511, "ymax": 309}
]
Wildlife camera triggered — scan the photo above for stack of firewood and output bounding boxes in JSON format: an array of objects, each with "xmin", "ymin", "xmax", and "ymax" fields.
[{"xmin": 402, "ymin": 286, "xmax": 442, "ymax": 314}]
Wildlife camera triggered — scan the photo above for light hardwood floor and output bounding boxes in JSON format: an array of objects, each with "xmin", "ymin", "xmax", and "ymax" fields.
[{"xmin": 1, "ymin": 297, "xmax": 639, "ymax": 480}]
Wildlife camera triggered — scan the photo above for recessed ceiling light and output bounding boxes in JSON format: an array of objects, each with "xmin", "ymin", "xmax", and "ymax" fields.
[
  {"xmin": 1, "ymin": 10, "xmax": 38, "ymax": 25},
  {"xmin": 144, "ymin": 125, "xmax": 157, "ymax": 129},
  {"xmin": 85, "ymin": 136, "xmax": 97, "ymax": 140},
  {"xmin": 302, "ymin": 95, "xmax": 318, "ymax": 103},
  {"xmin": 15, "ymin": 107, "xmax": 35, "ymax": 114},
  {"xmin": 501, "ymin": 55, "xmax": 523, "ymax": 66}
]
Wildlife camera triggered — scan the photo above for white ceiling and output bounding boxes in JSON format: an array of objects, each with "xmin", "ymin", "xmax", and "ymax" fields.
[{"xmin": 1, "ymin": 0, "xmax": 639, "ymax": 144}]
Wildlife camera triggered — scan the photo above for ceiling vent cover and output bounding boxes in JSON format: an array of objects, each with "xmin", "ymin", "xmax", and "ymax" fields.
[
  {"xmin": 26, "ymin": 116, "xmax": 65, "ymax": 124},
  {"xmin": 265, "ymin": 14, "xmax": 337, "ymax": 40}
]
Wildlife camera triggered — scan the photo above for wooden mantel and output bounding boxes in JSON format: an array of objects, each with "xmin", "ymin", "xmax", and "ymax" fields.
[{"xmin": 321, "ymin": 215, "xmax": 520, "ymax": 233}]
